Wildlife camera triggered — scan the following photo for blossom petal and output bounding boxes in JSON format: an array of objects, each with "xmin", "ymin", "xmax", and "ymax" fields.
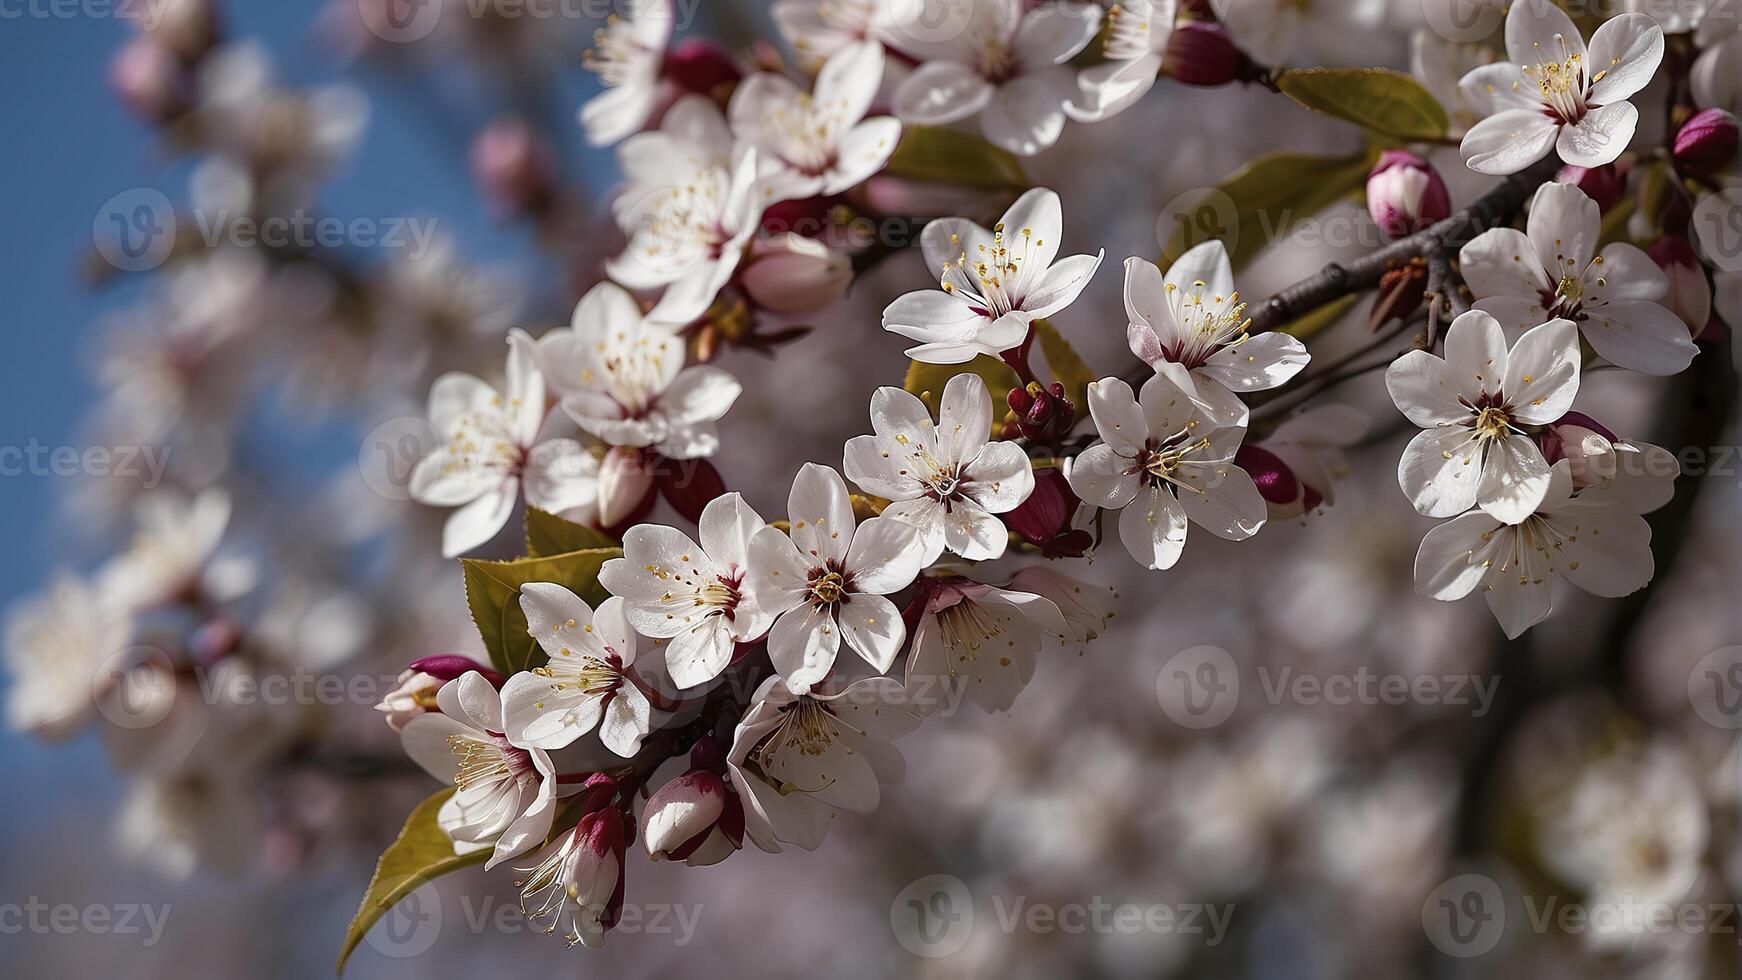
[
  {"xmin": 980, "ymin": 73, "xmax": 1070, "ymax": 156},
  {"xmin": 1503, "ymin": 318, "xmax": 1582, "ymax": 423},
  {"xmin": 1477, "ymin": 433, "xmax": 1553, "ymax": 523},
  {"xmin": 1199, "ymin": 331, "xmax": 1310, "ymax": 392},
  {"xmin": 1085, "ymin": 376, "xmax": 1148, "ymax": 454},
  {"xmin": 942, "ymin": 500, "xmax": 1009, "ymax": 560},
  {"xmin": 837, "ymin": 593, "xmax": 905, "ymax": 673},
  {"xmin": 1528, "ymin": 182, "xmax": 1601, "ymax": 280},
  {"xmin": 1556, "ymin": 501, "xmax": 1654, "ymax": 597},
  {"xmin": 959, "ymin": 441, "xmax": 1034, "ymax": 514},
  {"xmin": 1013, "ymin": 2, "xmax": 1102, "ymax": 65},
  {"xmin": 665, "ymin": 620, "xmax": 737, "ymax": 689},
  {"xmin": 843, "ymin": 517, "xmax": 926, "ymax": 594},
  {"xmin": 1556, "ymin": 101, "xmax": 1638, "ymax": 168},
  {"xmin": 1123, "ymin": 256, "xmax": 1182, "ymax": 351},
  {"xmin": 1069, "ymin": 443, "xmax": 1142, "ymax": 509},
  {"xmin": 1385, "ymin": 349, "xmax": 1463, "ymax": 427},
  {"xmin": 1580, "ymin": 300, "xmax": 1699, "ymax": 375},
  {"xmin": 598, "ymin": 685, "xmax": 651, "ymax": 757},
  {"xmin": 1460, "ymin": 109, "xmax": 1560, "ymax": 175},
  {"xmin": 1460, "ymin": 227, "xmax": 1554, "ymax": 301},
  {"xmin": 937, "ymin": 372, "xmax": 992, "ymax": 467},
  {"xmin": 767, "ymin": 604, "xmax": 841, "ymax": 694},
  {"xmin": 1415, "ymin": 512, "xmax": 1503, "ymax": 600},
  {"xmin": 1118, "ymin": 483, "xmax": 1189, "ymax": 570},
  {"xmin": 1473, "ymin": 295, "xmax": 1556, "ymax": 335},
  {"xmin": 1585, "ymin": 13, "xmax": 1665, "ymax": 106},
  {"xmin": 1398, "ymin": 426, "xmax": 1483, "ymax": 518},
  {"xmin": 1444, "ymin": 309, "xmax": 1511, "ymax": 400},
  {"xmin": 1505, "ymin": 0, "xmax": 1585, "ymax": 69},
  {"xmin": 1025, "ymin": 251, "xmax": 1103, "ymax": 319},
  {"xmin": 892, "ymin": 60, "xmax": 993, "ymax": 125},
  {"xmin": 1173, "ymin": 463, "xmax": 1267, "ymax": 541},
  {"xmin": 844, "ymin": 434, "xmax": 924, "ymax": 500},
  {"xmin": 699, "ymin": 492, "xmax": 766, "ymax": 572},
  {"xmin": 788, "ymin": 462, "xmax": 855, "ymax": 567},
  {"xmin": 442, "ymin": 487, "xmax": 515, "ymax": 557}
]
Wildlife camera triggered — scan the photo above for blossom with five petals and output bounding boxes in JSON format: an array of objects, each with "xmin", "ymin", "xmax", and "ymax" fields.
[
  {"xmin": 748, "ymin": 464, "xmax": 927, "ymax": 694},
  {"xmin": 1067, "ymin": 374, "xmax": 1267, "ymax": 570},
  {"xmin": 882, "ymin": 188, "xmax": 1102, "ymax": 363},
  {"xmin": 843, "ymin": 373, "xmax": 1036, "ymax": 564},
  {"xmin": 1459, "ymin": 182, "xmax": 1698, "ymax": 375},
  {"xmin": 1386, "ymin": 311, "xmax": 1582, "ymax": 523},
  {"xmin": 498, "ymin": 584, "xmax": 652, "ymax": 758},
  {"xmin": 1457, "ymin": 0, "xmax": 1663, "ymax": 175},
  {"xmin": 1124, "ymin": 242, "xmax": 1310, "ymax": 427}
]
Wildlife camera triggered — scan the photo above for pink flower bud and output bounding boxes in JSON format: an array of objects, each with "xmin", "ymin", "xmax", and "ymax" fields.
[
  {"xmin": 470, "ymin": 118, "xmax": 557, "ymax": 218},
  {"xmin": 375, "ymin": 670, "xmax": 441, "ymax": 730},
  {"xmin": 1675, "ymin": 108, "xmax": 1739, "ymax": 174},
  {"xmin": 663, "ymin": 38, "xmax": 743, "ymax": 98},
  {"xmin": 1649, "ymin": 235, "xmax": 1713, "ymax": 334},
  {"xmin": 1235, "ymin": 445, "xmax": 1305, "ymax": 520},
  {"xmin": 598, "ymin": 447, "xmax": 656, "ymax": 529},
  {"xmin": 644, "ymin": 770, "xmax": 734, "ymax": 865},
  {"xmin": 740, "ymin": 233, "xmax": 853, "ymax": 314},
  {"xmin": 1555, "ymin": 164, "xmax": 1626, "ymax": 213},
  {"xmin": 1366, "ymin": 152, "xmax": 1451, "ymax": 239},
  {"xmin": 406, "ymin": 654, "xmax": 502, "ymax": 685},
  {"xmin": 109, "ymin": 37, "xmax": 188, "ymax": 124},
  {"xmin": 1541, "ymin": 412, "xmax": 1621, "ymax": 492},
  {"xmin": 1165, "ymin": 21, "xmax": 1240, "ymax": 87},
  {"xmin": 654, "ymin": 455, "xmax": 727, "ymax": 525}
]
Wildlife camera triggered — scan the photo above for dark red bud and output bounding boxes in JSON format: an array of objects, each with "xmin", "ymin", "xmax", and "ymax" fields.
[
  {"xmin": 1675, "ymin": 108, "xmax": 1739, "ymax": 173},
  {"xmin": 664, "ymin": 38, "xmax": 743, "ymax": 97},
  {"xmin": 655, "ymin": 456, "xmax": 728, "ymax": 525},
  {"xmin": 1166, "ymin": 21, "xmax": 1240, "ymax": 87},
  {"xmin": 1556, "ymin": 164, "xmax": 1626, "ymax": 213},
  {"xmin": 407, "ymin": 655, "xmax": 505, "ymax": 687},
  {"xmin": 1235, "ymin": 445, "xmax": 1300, "ymax": 507}
]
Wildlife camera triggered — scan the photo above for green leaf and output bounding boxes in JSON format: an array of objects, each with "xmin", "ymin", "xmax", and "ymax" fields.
[
  {"xmin": 525, "ymin": 508, "xmax": 616, "ymax": 557},
  {"xmin": 886, "ymin": 126, "xmax": 1028, "ymax": 190},
  {"xmin": 903, "ymin": 356, "xmax": 1023, "ymax": 432},
  {"xmin": 1162, "ymin": 148, "xmax": 1378, "ymax": 271},
  {"xmin": 462, "ymin": 547, "xmax": 620, "ymax": 676},
  {"xmin": 336, "ymin": 788, "xmax": 482, "ymax": 974},
  {"xmin": 1276, "ymin": 68, "xmax": 1449, "ymax": 141},
  {"xmin": 1032, "ymin": 318, "xmax": 1095, "ymax": 408},
  {"xmin": 1278, "ymin": 294, "xmax": 1361, "ymax": 341}
]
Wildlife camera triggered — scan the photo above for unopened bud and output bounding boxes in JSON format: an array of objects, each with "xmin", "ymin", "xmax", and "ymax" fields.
[
  {"xmin": 1165, "ymin": 21, "xmax": 1240, "ymax": 87},
  {"xmin": 470, "ymin": 118, "xmax": 557, "ymax": 218},
  {"xmin": 1649, "ymin": 235, "xmax": 1713, "ymax": 334},
  {"xmin": 1234, "ymin": 445, "xmax": 1304, "ymax": 520},
  {"xmin": 664, "ymin": 38, "xmax": 742, "ymax": 98},
  {"xmin": 1367, "ymin": 151, "xmax": 1451, "ymax": 239},
  {"xmin": 1541, "ymin": 412, "xmax": 1620, "ymax": 492},
  {"xmin": 740, "ymin": 233, "xmax": 852, "ymax": 314},
  {"xmin": 643, "ymin": 768, "xmax": 743, "ymax": 867},
  {"xmin": 1675, "ymin": 108, "xmax": 1739, "ymax": 174},
  {"xmin": 1555, "ymin": 164, "xmax": 1626, "ymax": 213},
  {"xmin": 110, "ymin": 37, "xmax": 189, "ymax": 124},
  {"xmin": 598, "ymin": 447, "xmax": 656, "ymax": 529}
]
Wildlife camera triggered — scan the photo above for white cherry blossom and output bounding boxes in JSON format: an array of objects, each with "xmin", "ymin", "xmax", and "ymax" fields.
[
  {"xmin": 4, "ymin": 574, "xmax": 134, "ymax": 739},
  {"xmin": 1386, "ymin": 310, "xmax": 1581, "ymax": 523},
  {"xmin": 99, "ymin": 487, "xmax": 253, "ymax": 612},
  {"xmin": 399, "ymin": 671, "xmax": 574, "ymax": 868},
  {"xmin": 608, "ymin": 97, "xmax": 763, "ymax": 327},
  {"xmin": 1067, "ymin": 374, "xmax": 1267, "ymax": 570},
  {"xmin": 498, "ymin": 585, "xmax": 651, "ymax": 758},
  {"xmin": 727, "ymin": 674, "xmax": 919, "ymax": 851},
  {"xmin": 772, "ymin": 0, "xmax": 908, "ymax": 71},
  {"xmin": 882, "ymin": 187, "xmax": 1102, "ymax": 363},
  {"xmin": 579, "ymin": 0, "xmax": 674, "ymax": 147},
  {"xmin": 410, "ymin": 332, "xmax": 601, "ymax": 558},
  {"xmin": 903, "ymin": 576, "xmax": 1070, "ymax": 715},
  {"xmin": 516, "ymin": 802, "xmax": 626, "ymax": 949},
  {"xmin": 1124, "ymin": 242, "xmax": 1310, "ymax": 427},
  {"xmin": 749, "ymin": 464, "xmax": 927, "ymax": 694},
  {"xmin": 1068, "ymin": 0, "xmax": 1177, "ymax": 122},
  {"xmin": 730, "ymin": 41, "xmax": 901, "ymax": 203},
  {"xmin": 1413, "ymin": 461, "xmax": 1657, "ymax": 638},
  {"xmin": 1460, "ymin": 182, "xmax": 1698, "ymax": 375},
  {"xmin": 1457, "ymin": 0, "xmax": 1663, "ymax": 175},
  {"xmin": 843, "ymin": 373, "xmax": 1036, "ymax": 564},
  {"xmin": 600, "ymin": 493, "xmax": 778, "ymax": 689},
  {"xmin": 890, "ymin": 0, "xmax": 1103, "ymax": 156},
  {"xmin": 536, "ymin": 282, "xmax": 742, "ymax": 460}
]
